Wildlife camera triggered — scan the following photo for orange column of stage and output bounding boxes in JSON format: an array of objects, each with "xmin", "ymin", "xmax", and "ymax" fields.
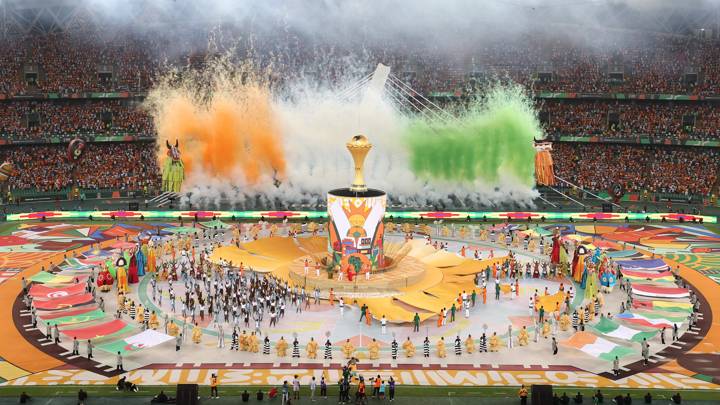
[{"xmin": 0, "ymin": 239, "xmax": 116, "ymax": 373}]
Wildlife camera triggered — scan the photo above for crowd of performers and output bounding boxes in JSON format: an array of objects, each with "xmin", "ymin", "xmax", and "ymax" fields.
[
  {"xmin": 22, "ymin": 222, "xmax": 699, "ymax": 368},
  {"xmin": 106, "ymin": 224, "xmax": 618, "ymax": 359}
]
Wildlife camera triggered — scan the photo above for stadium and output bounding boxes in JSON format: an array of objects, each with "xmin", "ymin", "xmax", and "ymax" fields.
[{"xmin": 0, "ymin": 0, "xmax": 719, "ymax": 404}]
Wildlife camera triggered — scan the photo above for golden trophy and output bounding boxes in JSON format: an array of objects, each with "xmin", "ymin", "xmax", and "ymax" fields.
[{"xmin": 346, "ymin": 135, "xmax": 372, "ymax": 192}]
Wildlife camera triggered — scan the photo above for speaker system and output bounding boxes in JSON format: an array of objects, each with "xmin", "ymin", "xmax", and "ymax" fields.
[
  {"xmin": 531, "ymin": 384, "xmax": 553, "ymax": 405},
  {"xmin": 176, "ymin": 384, "xmax": 199, "ymax": 405},
  {"xmin": 128, "ymin": 202, "xmax": 139, "ymax": 211},
  {"xmin": 601, "ymin": 203, "xmax": 613, "ymax": 213}
]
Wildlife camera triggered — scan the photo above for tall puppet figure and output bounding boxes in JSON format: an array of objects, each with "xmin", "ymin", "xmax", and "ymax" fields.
[
  {"xmin": 550, "ymin": 228, "xmax": 561, "ymax": 265},
  {"xmin": 534, "ymin": 141, "xmax": 555, "ymax": 186},
  {"xmin": 116, "ymin": 257, "xmax": 129, "ymax": 293},
  {"xmin": 136, "ymin": 243, "xmax": 147, "ymax": 277},
  {"xmin": 161, "ymin": 139, "xmax": 184, "ymax": 192}
]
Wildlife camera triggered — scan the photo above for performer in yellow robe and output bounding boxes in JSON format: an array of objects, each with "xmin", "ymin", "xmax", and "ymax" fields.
[
  {"xmin": 149, "ymin": 312, "xmax": 159, "ymax": 330},
  {"xmin": 559, "ymin": 313, "xmax": 570, "ymax": 331},
  {"xmin": 249, "ymin": 332, "xmax": 259, "ymax": 353},
  {"xmin": 402, "ymin": 338, "xmax": 415, "ymax": 357},
  {"xmin": 116, "ymin": 265, "xmax": 128, "ymax": 293},
  {"xmin": 192, "ymin": 323, "xmax": 202, "ymax": 344},
  {"xmin": 342, "ymin": 339, "xmax": 355, "ymax": 359},
  {"xmin": 437, "ymin": 337, "xmax": 446, "ymax": 358},
  {"xmin": 489, "ymin": 332, "xmax": 501, "ymax": 352},
  {"xmin": 167, "ymin": 321, "xmax": 180, "ymax": 337},
  {"xmin": 465, "ymin": 335, "xmax": 476, "ymax": 353},
  {"xmin": 147, "ymin": 245, "xmax": 156, "ymax": 273},
  {"xmin": 542, "ymin": 320, "xmax": 551, "ymax": 338},
  {"xmin": 137, "ymin": 305, "xmax": 145, "ymax": 324},
  {"xmin": 116, "ymin": 292, "xmax": 125, "ymax": 312},
  {"xmin": 368, "ymin": 338, "xmax": 380, "ymax": 360},
  {"xmin": 240, "ymin": 331, "xmax": 249, "ymax": 351},
  {"xmin": 306, "ymin": 338, "xmax": 318, "ymax": 359},
  {"xmin": 518, "ymin": 326, "xmax": 529, "ymax": 346},
  {"xmin": 276, "ymin": 337, "xmax": 288, "ymax": 357}
]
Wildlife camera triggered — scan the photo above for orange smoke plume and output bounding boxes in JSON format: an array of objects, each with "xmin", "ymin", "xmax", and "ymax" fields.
[{"xmin": 146, "ymin": 59, "xmax": 286, "ymax": 187}]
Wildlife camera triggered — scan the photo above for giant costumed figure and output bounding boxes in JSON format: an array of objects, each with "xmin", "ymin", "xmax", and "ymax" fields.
[
  {"xmin": 161, "ymin": 139, "xmax": 184, "ymax": 192},
  {"xmin": 116, "ymin": 257, "xmax": 129, "ymax": 293},
  {"xmin": 534, "ymin": 140, "xmax": 556, "ymax": 186},
  {"xmin": 550, "ymin": 228, "xmax": 561, "ymax": 265},
  {"xmin": 572, "ymin": 245, "xmax": 589, "ymax": 283}
]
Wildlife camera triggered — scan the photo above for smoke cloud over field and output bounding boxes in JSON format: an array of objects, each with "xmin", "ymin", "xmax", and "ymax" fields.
[{"xmin": 79, "ymin": 0, "xmax": 695, "ymax": 50}]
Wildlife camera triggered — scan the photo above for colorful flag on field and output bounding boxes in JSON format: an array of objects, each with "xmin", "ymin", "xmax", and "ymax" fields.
[
  {"xmin": 61, "ymin": 319, "xmax": 134, "ymax": 340},
  {"xmin": 622, "ymin": 270, "xmax": 675, "ymax": 283},
  {"xmin": 39, "ymin": 309, "xmax": 104, "ymax": 326},
  {"xmin": 33, "ymin": 293, "xmax": 95, "ymax": 310},
  {"xmin": 631, "ymin": 284, "xmax": 689, "ymax": 299},
  {"xmin": 59, "ymin": 258, "xmax": 96, "ymax": 271},
  {"xmin": 616, "ymin": 258, "xmax": 669, "ymax": 271},
  {"xmin": 615, "ymin": 311, "xmax": 686, "ymax": 329},
  {"xmin": 97, "ymin": 330, "xmax": 173, "ymax": 355},
  {"xmin": 593, "ymin": 316, "xmax": 657, "ymax": 342},
  {"xmin": 30, "ymin": 272, "xmax": 76, "ymax": 284},
  {"xmin": 37, "ymin": 305, "xmax": 98, "ymax": 320},
  {"xmin": 534, "ymin": 291, "xmax": 566, "ymax": 312},
  {"xmin": 632, "ymin": 300, "xmax": 693, "ymax": 313},
  {"xmin": 29, "ymin": 283, "xmax": 86, "ymax": 299},
  {"xmin": 560, "ymin": 331, "xmax": 635, "ymax": 361}
]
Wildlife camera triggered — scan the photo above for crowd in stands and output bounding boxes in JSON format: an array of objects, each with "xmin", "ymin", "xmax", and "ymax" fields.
[
  {"xmin": 0, "ymin": 29, "xmax": 719, "ymax": 196},
  {"xmin": 1, "ymin": 29, "xmax": 720, "ymax": 96},
  {"xmin": 552, "ymin": 143, "xmax": 719, "ymax": 196},
  {"xmin": 0, "ymin": 100, "xmax": 153, "ymax": 140},
  {"xmin": 541, "ymin": 100, "xmax": 720, "ymax": 140},
  {"xmin": 0, "ymin": 143, "xmax": 160, "ymax": 193}
]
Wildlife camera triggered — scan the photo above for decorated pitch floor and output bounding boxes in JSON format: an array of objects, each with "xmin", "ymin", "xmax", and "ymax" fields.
[{"xmin": 0, "ymin": 218, "xmax": 719, "ymax": 397}]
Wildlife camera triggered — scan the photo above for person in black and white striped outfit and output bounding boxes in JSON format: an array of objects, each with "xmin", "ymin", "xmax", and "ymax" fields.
[
  {"xmin": 391, "ymin": 339, "xmax": 398, "ymax": 360},
  {"xmin": 423, "ymin": 337, "xmax": 430, "ymax": 358},
  {"xmin": 292, "ymin": 338, "xmax": 300, "ymax": 358},
  {"xmin": 454, "ymin": 336, "xmax": 462, "ymax": 356},
  {"xmin": 263, "ymin": 336, "xmax": 271, "ymax": 355},
  {"xmin": 478, "ymin": 333, "xmax": 487, "ymax": 352},
  {"xmin": 324, "ymin": 339, "xmax": 332, "ymax": 360},
  {"xmin": 572, "ymin": 310, "xmax": 579, "ymax": 331},
  {"xmin": 230, "ymin": 328, "xmax": 239, "ymax": 350}
]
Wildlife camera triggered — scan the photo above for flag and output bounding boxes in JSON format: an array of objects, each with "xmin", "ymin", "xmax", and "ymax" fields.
[
  {"xmin": 39, "ymin": 309, "xmax": 105, "ymax": 326},
  {"xmin": 632, "ymin": 300, "xmax": 693, "ymax": 313},
  {"xmin": 37, "ymin": 305, "xmax": 98, "ymax": 320},
  {"xmin": 61, "ymin": 319, "xmax": 134, "ymax": 340},
  {"xmin": 560, "ymin": 331, "xmax": 635, "ymax": 361},
  {"xmin": 535, "ymin": 291, "xmax": 566, "ymax": 312},
  {"xmin": 33, "ymin": 293, "xmax": 95, "ymax": 310},
  {"xmin": 631, "ymin": 285, "xmax": 689, "ymax": 299},
  {"xmin": 30, "ymin": 272, "xmax": 76, "ymax": 284},
  {"xmin": 97, "ymin": 330, "xmax": 174, "ymax": 355},
  {"xmin": 616, "ymin": 259, "xmax": 669, "ymax": 271},
  {"xmin": 615, "ymin": 311, "xmax": 686, "ymax": 329},
  {"xmin": 29, "ymin": 283, "xmax": 86, "ymax": 299},
  {"xmin": 622, "ymin": 270, "xmax": 675, "ymax": 283},
  {"xmin": 593, "ymin": 316, "xmax": 657, "ymax": 342},
  {"xmin": 58, "ymin": 258, "xmax": 95, "ymax": 271}
]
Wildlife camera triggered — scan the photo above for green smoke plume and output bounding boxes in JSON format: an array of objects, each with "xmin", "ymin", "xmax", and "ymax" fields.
[{"xmin": 405, "ymin": 83, "xmax": 539, "ymax": 186}]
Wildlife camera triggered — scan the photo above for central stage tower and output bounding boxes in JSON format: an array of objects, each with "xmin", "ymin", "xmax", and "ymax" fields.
[{"xmin": 327, "ymin": 135, "xmax": 387, "ymax": 271}]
